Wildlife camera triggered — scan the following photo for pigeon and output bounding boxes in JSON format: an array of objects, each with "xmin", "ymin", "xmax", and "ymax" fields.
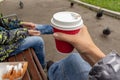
[
  {"xmin": 96, "ymin": 9, "xmax": 103, "ymax": 19},
  {"xmin": 19, "ymin": 1, "xmax": 24, "ymax": 9},
  {"xmin": 70, "ymin": 2, "xmax": 74, "ymax": 8},
  {"xmin": 102, "ymin": 27, "xmax": 111, "ymax": 36}
]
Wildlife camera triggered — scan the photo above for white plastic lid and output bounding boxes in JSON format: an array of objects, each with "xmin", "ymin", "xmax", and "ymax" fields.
[{"xmin": 51, "ymin": 11, "xmax": 83, "ymax": 30}]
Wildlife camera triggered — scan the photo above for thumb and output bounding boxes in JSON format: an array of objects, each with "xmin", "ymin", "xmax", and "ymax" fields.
[{"xmin": 53, "ymin": 32, "xmax": 73, "ymax": 43}]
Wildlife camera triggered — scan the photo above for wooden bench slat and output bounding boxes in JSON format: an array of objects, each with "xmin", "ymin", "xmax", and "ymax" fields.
[
  {"xmin": 22, "ymin": 70, "xmax": 31, "ymax": 80},
  {"xmin": 31, "ymin": 49, "xmax": 47, "ymax": 80},
  {"xmin": 23, "ymin": 49, "xmax": 43, "ymax": 80},
  {"xmin": 15, "ymin": 52, "xmax": 31, "ymax": 80},
  {"xmin": 15, "ymin": 52, "xmax": 24, "ymax": 61},
  {"xmin": 3, "ymin": 48, "xmax": 47, "ymax": 80},
  {"xmin": 8, "ymin": 55, "xmax": 16, "ymax": 61}
]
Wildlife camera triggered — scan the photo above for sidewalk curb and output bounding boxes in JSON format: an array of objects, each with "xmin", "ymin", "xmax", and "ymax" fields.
[{"xmin": 71, "ymin": 0, "xmax": 120, "ymax": 19}]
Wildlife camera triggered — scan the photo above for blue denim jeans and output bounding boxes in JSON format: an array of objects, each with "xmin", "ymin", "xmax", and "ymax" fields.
[
  {"xmin": 10, "ymin": 24, "xmax": 53, "ymax": 68},
  {"xmin": 35, "ymin": 24, "xmax": 53, "ymax": 34},
  {"xmin": 48, "ymin": 53, "xmax": 92, "ymax": 80}
]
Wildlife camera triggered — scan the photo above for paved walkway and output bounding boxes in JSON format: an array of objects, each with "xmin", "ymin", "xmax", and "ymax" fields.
[{"xmin": 0, "ymin": 0, "xmax": 120, "ymax": 61}]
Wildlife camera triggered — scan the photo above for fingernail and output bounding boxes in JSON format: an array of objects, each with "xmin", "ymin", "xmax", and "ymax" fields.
[{"xmin": 53, "ymin": 33, "xmax": 58, "ymax": 37}]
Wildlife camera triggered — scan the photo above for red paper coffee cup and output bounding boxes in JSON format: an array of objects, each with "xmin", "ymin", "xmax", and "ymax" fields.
[{"xmin": 51, "ymin": 11, "xmax": 83, "ymax": 53}]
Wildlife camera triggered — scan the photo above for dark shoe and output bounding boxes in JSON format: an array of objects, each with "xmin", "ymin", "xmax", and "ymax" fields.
[{"xmin": 46, "ymin": 60, "xmax": 54, "ymax": 71}]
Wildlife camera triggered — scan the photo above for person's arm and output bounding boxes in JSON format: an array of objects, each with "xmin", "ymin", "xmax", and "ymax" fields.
[
  {"xmin": 53, "ymin": 25, "xmax": 105, "ymax": 66},
  {"xmin": 0, "ymin": 28, "xmax": 41, "ymax": 45},
  {"xmin": 79, "ymin": 43, "xmax": 105, "ymax": 66},
  {"xmin": 71, "ymin": 26, "xmax": 105, "ymax": 66},
  {"xmin": 0, "ymin": 28, "xmax": 28, "ymax": 44}
]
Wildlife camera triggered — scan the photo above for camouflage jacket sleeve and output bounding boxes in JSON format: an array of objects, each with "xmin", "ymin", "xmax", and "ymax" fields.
[{"xmin": 0, "ymin": 28, "xmax": 28, "ymax": 44}]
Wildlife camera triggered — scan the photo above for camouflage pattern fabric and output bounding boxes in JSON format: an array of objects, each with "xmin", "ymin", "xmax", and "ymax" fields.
[
  {"xmin": 0, "ymin": 27, "xmax": 28, "ymax": 61},
  {"xmin": 0, "ymin": 14, "xmax": 29, "ymax": 61}
]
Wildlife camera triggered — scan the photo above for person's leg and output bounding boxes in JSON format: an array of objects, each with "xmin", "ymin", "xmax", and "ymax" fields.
[
  {"xmin": 35, "ymin": 24, "xmax": 53, "ymax": 34},
  {"xmin": 48, "ymin": 53, "xmax": 91, "ymax": 80},
  {"xmin": 10, "ymin": 36, "xmax": 45, "ymax": 68}
]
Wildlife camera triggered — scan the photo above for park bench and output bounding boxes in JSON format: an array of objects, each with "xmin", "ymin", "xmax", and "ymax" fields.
[
  {"xmin": 1, "ymin": 14, "xmax": 48, "ymax": 80},
  {"xmin": 3, "ymin": 48, "xmax": 48, "ymax": 80}
]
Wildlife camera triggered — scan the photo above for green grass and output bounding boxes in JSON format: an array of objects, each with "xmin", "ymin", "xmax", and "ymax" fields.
[{"xmin": 80, "ymin": 0, "xmax": 120, "ymax": 12}]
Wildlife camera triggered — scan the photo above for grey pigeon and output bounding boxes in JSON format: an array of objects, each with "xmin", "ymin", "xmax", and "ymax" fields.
[
  {"xmin": 19, "ymin": 1, "xmax": 24, "ymax": 9},
  {"xmin": 102, "ymin": 27, "xmax": 111, "ymax": 36},
  {"xmin": 96, "ymin": 9, "xmax": 103, "ymax": 19},
  {"xmin": 70, "ymin": 2, "xmax": 74, "ymax": 8}
]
